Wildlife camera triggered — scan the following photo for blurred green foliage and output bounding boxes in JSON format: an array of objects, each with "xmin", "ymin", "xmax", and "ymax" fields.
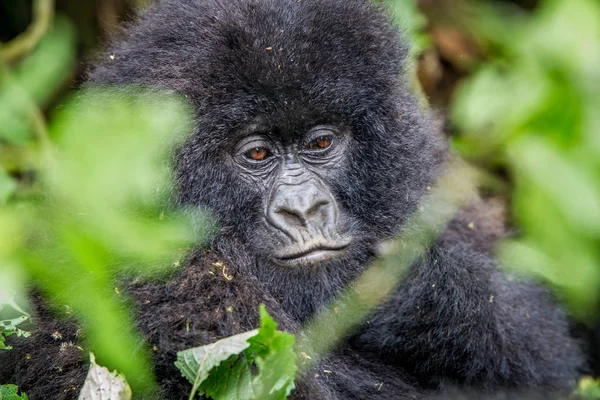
[
  {"xmin": 0, "ymin": 3, "xmax": 210, "ymax": 394},
  {"xmin": 577, "ymin": 377, "xmax": 600, "ymax": 400},
  {"xmin": 384, "ymin": 0, "xmax": 431, "ymax": 100},
  {"xmin": 453, "ymin": 0, "xmax": 600, "ymax": 321},
  {"xmin": 14, "ymin": 88, "xmax": 201, "ymax": 393},
  {"xmin": 385, "ymin": 0, "xmax": 430, "ymax": 57}
]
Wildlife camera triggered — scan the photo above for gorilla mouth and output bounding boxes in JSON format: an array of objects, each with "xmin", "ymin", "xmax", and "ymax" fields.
[{"xmin": 273, "ymin": 239, "xmax": 351, "ymax": 267}]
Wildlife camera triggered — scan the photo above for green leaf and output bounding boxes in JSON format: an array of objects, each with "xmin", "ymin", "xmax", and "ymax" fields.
[
  {"xmin": 176, "ymin": 329, "xmax": 258, "ymax": 399},
  {"xmin": 450, "ymin": 0, "xmax": 600, "ymax": 324},
  {"xmin": 0, "ymin": 384, "xmax": 29, "ymax": 400},
  {"xmin": 0, "ymin": 315, "xmax": 31, "ymax": 351},
  {"xmin": 510, "ymin": 137, "xmax": 600, "ymax": 236},
  {"xmin": 0, "ymin": 265, "xmax": 29, "ymax": 317},
  {"xmin": 0, "ymin": 332, "xmax": 9, "ymax": 350},
  {"xmin": 175, "ymin": 305, "xmax": 297, "ymax": 400},
  {"xmin": 197, "ymin": 354, "xmax": 255, "ymax": 400},
  {"xmin": 0, "ymin": 170, "xmax": 17, "ymax": 205},
  {"xmin": 44, "ymin": 88, "xmax": 200, "ymax": 273},
  {"xmin": 13, "ymin": 87, "xmax": 200, "ymax": 394},
  {"xmin": 0, "ymin": 16, "xmax": 77, "ymax": 145},
  {"xmin": 248, "ymin": 307, "xmax": 296, "ymax": 400},
  {"xmin": 0, "ymin": 316, "xmax": 29, "ymax": 331},
  {"xmin": 13, "ymin": 15, "xmax": 77, "ymax": 108},
  {"xmin": 576, "ymin": 376, "xmax": 600, "ymax": 399},
  {"xmin": 0, "ymin": 296, "xmax": 30, "ymax": 350}
]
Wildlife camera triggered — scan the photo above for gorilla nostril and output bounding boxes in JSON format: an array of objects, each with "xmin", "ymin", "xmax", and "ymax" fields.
[
  {"xmin": 276, "ymin": 208, "xmax": 307, "ymax": 227},
  {"xmin": 306, "ymin": 200, "xmax": 329, "ymax": 218}
]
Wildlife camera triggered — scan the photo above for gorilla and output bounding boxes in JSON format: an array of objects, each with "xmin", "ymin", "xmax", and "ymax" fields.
[{"xmin": 0, "ymin": 0, "xmax": 585, "ymax": 399}]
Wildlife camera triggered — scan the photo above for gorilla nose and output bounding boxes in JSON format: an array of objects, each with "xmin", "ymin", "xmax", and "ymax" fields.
[
  {"xmin": 275, "ymin": 198, "xmax": 331, "ymax": 227},
  {"xmin": 267, "ymin": 181, "xmax": 337, "ymax": 231}
]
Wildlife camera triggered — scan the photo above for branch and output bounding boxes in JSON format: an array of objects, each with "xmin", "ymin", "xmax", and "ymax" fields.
[{"xmin": 1, "ymin": 0, "xmax": 55, "ymax": 63}]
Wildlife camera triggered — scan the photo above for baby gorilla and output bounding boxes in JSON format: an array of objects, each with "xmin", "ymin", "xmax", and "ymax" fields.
[{"xmin": 0, "ymin": 0, "xmax": 585, "ymax": 399}]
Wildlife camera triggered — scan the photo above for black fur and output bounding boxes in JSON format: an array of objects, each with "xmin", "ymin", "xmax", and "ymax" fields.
[{"xmin": 0, "ymin": 0, "xmax": 584, "ymax": 399}]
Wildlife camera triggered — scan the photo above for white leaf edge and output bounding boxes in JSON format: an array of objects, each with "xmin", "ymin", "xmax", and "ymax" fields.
[
  {"xmin": 175, "ymin": 329, "xmax": 259, "ymax": 398},
  {"xmin": 78, "ymin": 353, "xmax": 132, "ymax": 400}
]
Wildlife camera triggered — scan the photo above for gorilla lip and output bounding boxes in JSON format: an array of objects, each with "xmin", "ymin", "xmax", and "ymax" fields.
[{"xmin": 273, "ymin": 240, "xmax": 350, "ymax": 267}]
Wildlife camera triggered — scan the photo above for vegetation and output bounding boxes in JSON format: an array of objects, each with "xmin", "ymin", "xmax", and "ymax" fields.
[
  {"xmin": 176, "ymin": 306, "xmax": 296, "ymax": 400},
  {"xmin": 452, "ymin": 0, "xmax": 600, "ymax": 323},
  {"xmin": 0, "ymin": 384, "xmax": 29, "ymax": 400}
]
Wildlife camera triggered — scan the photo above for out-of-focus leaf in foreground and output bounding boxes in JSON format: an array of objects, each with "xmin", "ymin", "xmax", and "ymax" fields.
[
  {"xmin": 576, "ymin": 377, "xmax": 600, "ymax": 400},
  {"xmin": 7, "ymin": 87, "xmax": 206, "ymax": 393},
  {"xmin": 452, "ymin": 0, "xmax": 600, "ymax": 321},
  {"xmin": 0, "ymin": 170, "xmax": 17, "ymax": 205},
  {"xmin": 385, "ymin": 0, "xmax": 430, "ymax": 56},
  {"xmin": 384, "ymin": 0, "xmax": 431, "ymax": 101},
  {"xmin": 43, "ymin": 88, "xmax": 200, "ymax": 270},
  {"xmin": 0, "ymin": 15, "xmax": 76, "ymax": 145},
  {"xmin": 0, "ymin": 211, "xmax": 29, "ymax": 351},
  {"xmin": 12, "ymin": 15, "xmax": 77, "ymax": 108},
  {"xmin": 176, "ymin": 305, "xmax": 296, "ymax": 400}
]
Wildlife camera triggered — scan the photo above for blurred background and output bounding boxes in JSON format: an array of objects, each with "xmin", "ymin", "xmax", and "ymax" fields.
[{"xmin": 1, "ymin": 0, "xmax": 599, "ymax": 396}]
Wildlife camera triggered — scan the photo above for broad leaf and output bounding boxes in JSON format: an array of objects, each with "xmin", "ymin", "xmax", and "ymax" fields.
[
  {"xmin": 176, "ymin": 305, "xmax": 297, "ymax": 400},
  {"xmin": 176, "ymin": 329, "xmax": 258, "ymax": 399},
  {"xmin": 78, "ymin": 353, "xmax": 132, "ymax": 400},
  {"xmin": 0, "ymin": 385, "xmax": 28, "ymax": 400},
  {"xmin": 247, "ymin": 307, "xmax": 296, "ymax": 400}
]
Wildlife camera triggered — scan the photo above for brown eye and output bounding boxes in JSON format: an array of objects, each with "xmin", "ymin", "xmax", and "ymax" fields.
[
  {"xmin": 307, "ymin": 135, "xmax": 332, "ymax": 151},
  {"xmin": 246, "ymin": 147, "xmax": 270, "ymax": 161}
]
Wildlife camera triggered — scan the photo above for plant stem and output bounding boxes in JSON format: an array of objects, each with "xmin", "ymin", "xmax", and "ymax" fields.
[{"xmin": 1, "ymin": 0, "xmax": 56, "ymax": 63}]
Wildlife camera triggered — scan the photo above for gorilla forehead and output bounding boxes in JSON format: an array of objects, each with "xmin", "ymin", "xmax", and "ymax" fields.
[
  {"xmin": 156, "ymin": 0, "xmax": 405, "ymax": 80},
  {"xmin": 92, "ymin": 0, "xmax": 408, "ymax": 138},
  {"xmin": 198, "ymin": 0, "xmax": 406, "ymax": 90}
]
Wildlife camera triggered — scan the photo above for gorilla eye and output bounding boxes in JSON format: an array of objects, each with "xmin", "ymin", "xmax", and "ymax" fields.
[
  {"xmin": 246, "ymin": 147, "xmax": 271, "ymax": 161},
  {"xmin": 306, "ymin": 135, "xmax": 333, "ymax": 151}
]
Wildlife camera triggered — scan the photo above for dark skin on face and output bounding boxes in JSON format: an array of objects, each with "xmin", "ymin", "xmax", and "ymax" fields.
[{"xmin": 232, "ymin": 124, "xmax": 352, "ymax": 267}]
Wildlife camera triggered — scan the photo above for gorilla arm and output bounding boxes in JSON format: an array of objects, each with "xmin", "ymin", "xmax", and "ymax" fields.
[{"xmin": 352, "ymin": 242, "xmax": 584, "ymax": 391}]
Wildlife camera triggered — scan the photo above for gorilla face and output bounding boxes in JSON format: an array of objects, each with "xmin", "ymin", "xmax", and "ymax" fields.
[
  {"xmin": 90, "ymin": 0, "xmax": 437, "ymax": 319},
  {"xmin": 179, "ymin": 100, "xmax": 365, "ymax": 277},
  {"xmin": 232, "ymin": 121, "xmax": 352, "ymax": 268},
  {"xmin": 174, "ymin": 90, "xmax": 429, "ymax": 320}
]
